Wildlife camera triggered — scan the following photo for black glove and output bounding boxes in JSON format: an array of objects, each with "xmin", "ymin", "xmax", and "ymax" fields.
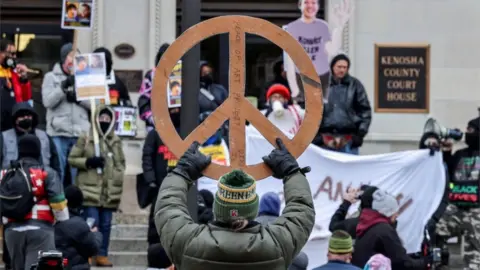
[
  {"xmin": 85, "ymin": 156, "xmax": 105, "ymax": 169},
  {"xmin": 262, "ymin": 138, "xmax": 310, "ymax": 179},
  {"xmin": 64, "ymin": 90, "xmax": 78, "ymax": 103},
  {"xmin": 61, "ymin": 76, "xmax": 75, "ymax": 90},
  {"xmin": 172, "ymin": 141, "xmax": 211, "ymax": 182},
  {"xmin": 351, "ymin": 135, "xmax": 364, "ymax": 148}
]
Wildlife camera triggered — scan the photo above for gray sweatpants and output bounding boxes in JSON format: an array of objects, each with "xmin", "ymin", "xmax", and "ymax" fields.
[{"xmin": 5, "ymin": 222, "xmax": 55, "ymax": 270}]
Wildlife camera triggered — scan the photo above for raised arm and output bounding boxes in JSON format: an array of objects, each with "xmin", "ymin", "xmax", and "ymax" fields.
[
  {"xmin": 154, "ymin": 142, "xmax": 211, "ymax": 264},
  {"xmin": 262, "ymin": 138, "xmax": 315, "ymax": 266}
]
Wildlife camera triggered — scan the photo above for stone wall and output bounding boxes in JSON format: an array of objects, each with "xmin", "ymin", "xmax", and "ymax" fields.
[{"xmin": 334, "ymin": 0, "xmax": 480, "ymax": 154}]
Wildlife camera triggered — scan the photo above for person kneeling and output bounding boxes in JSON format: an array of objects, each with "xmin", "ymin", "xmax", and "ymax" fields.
[
  {"xmin": 55, "ymin": 185, "xmax": 102, "ymax": 270},
  {"xmin": 155, "ymin": 139, "xmax": 315, "ymax": 269}
]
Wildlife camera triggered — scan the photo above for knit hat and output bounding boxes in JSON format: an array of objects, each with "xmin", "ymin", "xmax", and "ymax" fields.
[
  {"xmin": 370, "ymin": 190, "xmax": 399, "ymax": 218},
  {"xmin": 359, "ymin": 186, "xmax": 379, "ymax": 209},
  {"xmin": 328, "ymin": 230, "xmax": 353, "ymax": 254},
  {"xmin": 364, "ymin": 254, "xmax": 392, "ymax": 270},
  {"xmin": 60, "ymin": 43, "xmax": 73, "ymax": 64},
  {"xmin": 258, "ymin": 192, "xmax": 281, "ymax": 217},
  {"xmin": 266, "ymin": 84, "xmax": 291, "ymax": 101},
  {"xmin": 17, "ymin": 134, "xmax": 41, "ymax": 159},
  {"xmin": 213, "ymin": 170, "xmax": 259, "ymax": 222},
  {"xmin": 65, "ymin": 185, "xmax": 84, "ymax": 210},
  {"xmin": 468, "ymin": 117, "xmax": 480, "ymax": 131},
  {"xmin": 330, "ymin": 53, "xmax": 351, "ymax": 71},
  {"xmin": 288, "ymin": 252, "xmax": 309, "ymax": 270}
]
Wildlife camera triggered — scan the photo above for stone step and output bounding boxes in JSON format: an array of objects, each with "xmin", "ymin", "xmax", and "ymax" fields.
[
  {"xmin": 113, "ymin": 213, "xmax": 149, "ymax": 225},
  {"xmin": 110, "ymin": 224, "xmax": 148, "ymax": 239},
  {"xmin": 109, "ymin": 237, "xmax": 148, "ymax": 252},
  {"xmin": 106, "ymin": 251, "xmax": 147, "ymax": 266}
]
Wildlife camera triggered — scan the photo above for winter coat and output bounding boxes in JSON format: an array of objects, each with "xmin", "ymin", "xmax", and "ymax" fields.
[
  {"xmin": 68, "ymin": 105, "xmax": 125, "ymax": 209},
  {"xmin": 0, "ymin": 66, "xmax": 32, "ymax": 131},
  {"xmin": 199, "ymin": 83, "xmax": 228, "ymax": 114},
  {"xmin": 317, "ymin": 74, "xmax": 371, "ymax": 139},
  {"xmin": 106, "ymin": 74, "xmax": 131, "ymax": 106},
  {"xmin": 54, "ymin": 209, "xmax": 102, "ymax": 270},
  {"xmin": 154, "ymin": 171, "xmax": 315, "ymax": 270},
  {"xmin": 0, "ymin": 102, "xmax": 61, "ymax": 176},
  {"xmin": 329, "ymin": 201, "xmax": 359, "ymax": 239},
  {"xmin": 142, "ymin": 129, "xmax": 178, "ymax": 244},
  {"xmin": 352, "ymin": 209, "xmax": 426, "ymax": 270},
  {"xmin": 41, "ymin": 63, "xmax": 91, "ymax": 137},
  {"xmin": 312, "ymin": 260, "xmax": 362, "ymax": 270}
]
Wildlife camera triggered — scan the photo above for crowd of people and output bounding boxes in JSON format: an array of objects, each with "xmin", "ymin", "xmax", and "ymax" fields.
[{"xmin": 0, "ymin": 26, "xmax": 478, "ymax": 270}]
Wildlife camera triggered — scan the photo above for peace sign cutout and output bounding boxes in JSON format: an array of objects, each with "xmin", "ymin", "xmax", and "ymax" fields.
[{"xmin": 151, "ymin": 15, "xmax": 323, "ymax": 180}]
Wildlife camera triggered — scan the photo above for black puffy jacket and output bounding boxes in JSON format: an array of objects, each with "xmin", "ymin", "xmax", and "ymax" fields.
[{"xmin": 54, "ymin": 210, "xmax": 102, "ymax": 270}]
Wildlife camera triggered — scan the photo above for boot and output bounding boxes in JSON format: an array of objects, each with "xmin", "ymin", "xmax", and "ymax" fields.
[{"xmin": 96, "ymin": 256, "xmax": 113, "ymax": 267}]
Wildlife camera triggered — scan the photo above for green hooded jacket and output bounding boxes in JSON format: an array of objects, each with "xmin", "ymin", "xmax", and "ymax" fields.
[
  {"xmin": 154, "ymin": 171, "xmax": 315, "ymax": 270},
  {"xmin": 68, "ymin": 105, "xmax": 125, "ymax": 209}
]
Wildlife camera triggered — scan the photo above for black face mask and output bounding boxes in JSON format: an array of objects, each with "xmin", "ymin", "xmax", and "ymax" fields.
[
  {"xmin": 465, "ymin": 132, "xmax": 480, "ymax": 150},
  {"xmin": 17, "ymin": 118, "xmax": 33, "ymax": 131},
  {"xmin": 2, "ymin": 56, "xmax": 16, "ymax": 69},
  {"xmin": 99, "ymin": 122, "xmax": 111, "ymax": 134},
  {"xmin": 200, "ymin": 74, "xmax": 213, "ymax": 86}
]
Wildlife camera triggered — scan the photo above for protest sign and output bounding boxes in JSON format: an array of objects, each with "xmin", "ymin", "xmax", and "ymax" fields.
[
  {"xmin": 113, "ymin": 106, "xmax": 137, "ymax": 137},
  {"xmin": 199, "ymin": 129, "xmax": 446, "ymax": 260},
  {"xmin": 151, "ymin": 16, "xmax": 323, "ymax": 180},
  {"xmin": 61, "ymin": 0, "xmax": 94, "ymax": 30},
  {"xmin": 74, "ymin": 53, "xmax": 108, "ymax": 101},
  {"xmin": 167, "ymin": 61, "xmax": 182, "ymax": 108}
]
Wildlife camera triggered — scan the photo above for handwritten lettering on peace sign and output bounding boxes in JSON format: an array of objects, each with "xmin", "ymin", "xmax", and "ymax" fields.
[{"xmin": 151, "ymin": 16, "xmax": 323, "ymax": 180}]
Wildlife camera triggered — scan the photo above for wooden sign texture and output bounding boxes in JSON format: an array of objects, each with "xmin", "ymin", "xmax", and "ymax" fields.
[{"xmin": 151, "ymin": 15, "xmax": 323, "ymax": 180}]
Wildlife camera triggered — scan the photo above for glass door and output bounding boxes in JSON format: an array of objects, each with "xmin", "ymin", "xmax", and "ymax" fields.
[{"xmin": 2, "ymin": 25, "xmax": 73, "ymax": 129}]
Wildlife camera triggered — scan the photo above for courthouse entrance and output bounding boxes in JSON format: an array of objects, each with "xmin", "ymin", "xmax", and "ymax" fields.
[{"xmin": 1, "ymin": 0, "xmax": 73, "ymax": 128}]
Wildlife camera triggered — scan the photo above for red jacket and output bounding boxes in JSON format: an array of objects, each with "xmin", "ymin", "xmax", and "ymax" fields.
[{"xmin": 0, "ymin": 67, "xmax": 32, "ymax": 103}]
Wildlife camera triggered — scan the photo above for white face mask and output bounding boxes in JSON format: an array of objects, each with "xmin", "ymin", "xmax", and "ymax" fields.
[{"xmin": 272, "ymin": 100, "xmax": 285, "ymax": 117}]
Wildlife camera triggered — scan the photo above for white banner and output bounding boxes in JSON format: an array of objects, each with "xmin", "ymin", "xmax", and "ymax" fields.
[{"xmin": 199, "ymin": 131, "xmax": 445, "ymax": 268}]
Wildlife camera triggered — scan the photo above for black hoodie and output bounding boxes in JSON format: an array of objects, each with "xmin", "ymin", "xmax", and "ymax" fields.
[
  {"xmin": 0, "ymin": 102, "xmax": 60, "ymax": 175},
  {"xmin": 92, "ymin": 47, "xmax": 131, "ymax": 106}
]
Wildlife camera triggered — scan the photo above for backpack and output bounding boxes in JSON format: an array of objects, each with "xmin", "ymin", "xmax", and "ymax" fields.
[{"xmin": 0, "ymin": 161, "xmax": 36, "ymax": 220}]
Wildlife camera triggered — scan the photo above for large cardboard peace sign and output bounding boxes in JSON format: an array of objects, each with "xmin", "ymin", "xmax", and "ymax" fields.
[{"xmin": 151, "ymin": 16, "xmax": 323, "ymax": 180}]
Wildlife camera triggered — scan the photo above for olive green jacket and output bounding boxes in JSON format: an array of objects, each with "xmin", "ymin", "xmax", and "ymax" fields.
[
  {"xmin": 154, "ymin": 172, "xmax": 315, "ymax": 270},
  {"xmin": 68, "ymin": 105, "xmax": 125, "ymax": 209}
]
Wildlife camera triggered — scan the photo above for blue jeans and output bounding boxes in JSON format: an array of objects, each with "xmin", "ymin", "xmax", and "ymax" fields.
[
  {"xmin": 324, "ymin": 142, "xmax": 359, "ymax": 155},
  {"xmin": 83, "ymin": 207, "xmax": 113, "ymax": 256},
  {"xmin": 52, "ymin": 136, "xmax": 78, "ymax": 184}
]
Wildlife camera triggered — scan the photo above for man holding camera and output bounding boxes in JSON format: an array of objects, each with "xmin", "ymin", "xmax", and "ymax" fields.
[
  {"xmin": 0, "ymin": 39, "xmax": 33, "ymax": 132},
  {"xmin": 41, "ymin": 43, "xmax": 90, "ymax": 185},
  {"xmin": 424, "ymin": 116, "xmax": 480, "ymax": 269}
]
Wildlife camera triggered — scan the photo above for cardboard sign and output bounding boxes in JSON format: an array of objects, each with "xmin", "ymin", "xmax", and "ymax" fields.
[
  {"xmin": 74, "ymin": 53, "xmax": 108, "ymax": 100},
  {"xmin": 151, "ymin": 16, "xmax": 323, "ymax": 180},
  {"xmin": 449, "ymin": 181, "xmax": 479, "ymax": 207}
]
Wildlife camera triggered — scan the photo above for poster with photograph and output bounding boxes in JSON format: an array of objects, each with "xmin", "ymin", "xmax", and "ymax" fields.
[
  {"xmin": 167, "ymin": 60, "xmax": 182, "ymax": 108},
  {"xmin": 113, "ymin": 106, "xmax": 137, "ymax": 137},
  {"xmin": 74, "ymin": 53, "xmax": 108, "ymax": 100},
  {"xmin": 61, "ymin": 0, "xmax": 94, "ymax": 29}
]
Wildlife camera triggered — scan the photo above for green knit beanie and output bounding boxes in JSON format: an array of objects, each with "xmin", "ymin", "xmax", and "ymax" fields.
[
  {"xmin": 213, "ymin": 169, "xmax": 259, "ymax": 223},
  {"xmin": 328, "ymin": 230, "xmax": 353, "ymax": 254}
]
